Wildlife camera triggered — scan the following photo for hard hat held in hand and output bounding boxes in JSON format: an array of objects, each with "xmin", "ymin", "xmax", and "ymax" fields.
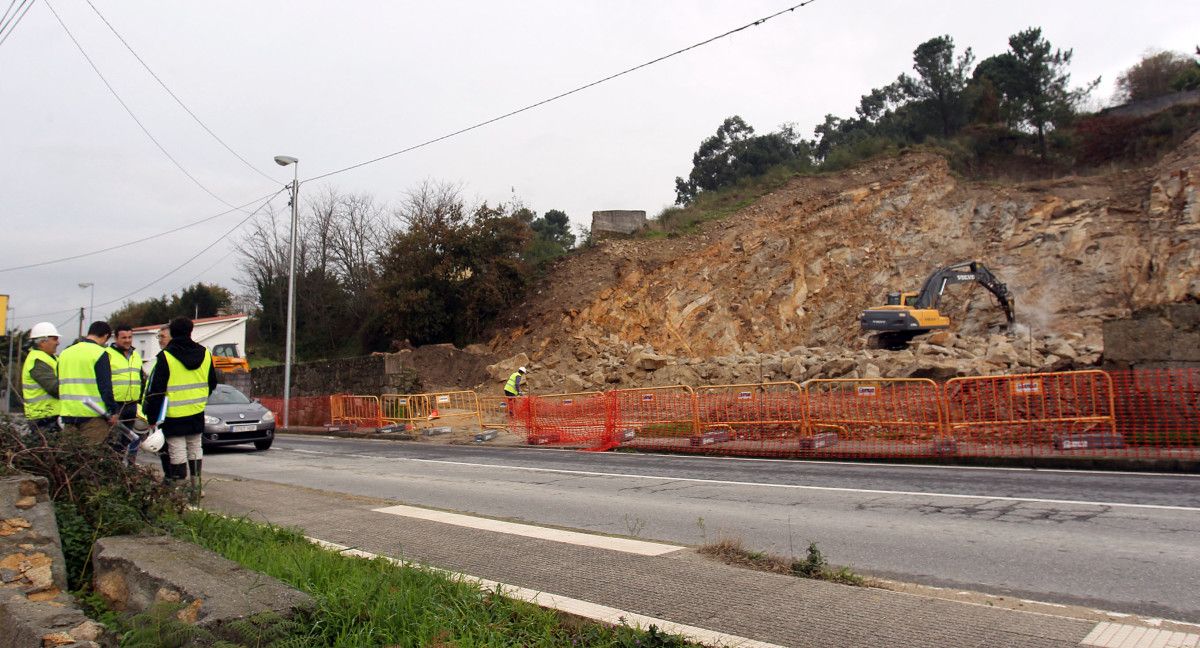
[
  {"xmin": 141, "ymin": 429, "xmax": 165, "ymax": 453},
  {"xmin": 30, "ymin": 322, "xmax": 60, "ymax": 338}
]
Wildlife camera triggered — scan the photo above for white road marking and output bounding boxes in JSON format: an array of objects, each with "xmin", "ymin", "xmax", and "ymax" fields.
[
  {"xmin": 284, "ymin": 448, "xmax": 1200, "ymax": 513},
  {"xmin": 372, "ymin": 504, "xmax": 682, "ymax": 556},
  {"xmin": 1081, "ymin": 622, "xmax": 1199, "ymax": 647},
  {"xmin": 307, "ymin": 536, "xmax": 785, "ymax": 648}
]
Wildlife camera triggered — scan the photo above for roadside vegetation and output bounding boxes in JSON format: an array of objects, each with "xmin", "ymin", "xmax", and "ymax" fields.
[
  {"xmin": 1, "ymin": 419, "xmax": 700, "ymax": 647},
  {"xmin": 654, "ymin": 34, "xmax": 1200, "ymax": 237},
  {"xmin": 699, "ymin": 537, "xmax": 867, "ymax": 587}
]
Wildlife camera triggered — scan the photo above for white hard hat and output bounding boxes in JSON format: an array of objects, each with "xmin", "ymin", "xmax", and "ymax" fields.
[
  {"xmin": 140, "ymin": 429, "xmax": 165, "ymax": 454},
  {"xmin": 30, "ymin": 322, "xmax": 60, "ymax": 339},
  {"xmin": 518, "ymin": 366, "xmax": 527, "ymax": 374}
]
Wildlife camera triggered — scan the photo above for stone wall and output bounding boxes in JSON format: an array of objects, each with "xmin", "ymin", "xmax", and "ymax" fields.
[
  {"xmin": 591, "ymin": 210, "xmax": 646, "ymax": 236},
  {"xmin": 0, "ymin": 474, "xmax": 104, "ymax": 647},
  {"xmin": 252, "ymin": 354, "xmax": 420, "ymax": 397},
  {"xmin": 1103, "ymin": 302, "xmax": 1200, "ymax": 370}
]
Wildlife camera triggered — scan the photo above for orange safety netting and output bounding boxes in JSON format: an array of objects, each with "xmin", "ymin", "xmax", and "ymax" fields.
[
  {"xmin": 258, "ymin": 395, "xmax": 330, "ymax": 428},
  {"xmin": 270, "ymin": 368, "xmax": 1200, "ymax": 461}
]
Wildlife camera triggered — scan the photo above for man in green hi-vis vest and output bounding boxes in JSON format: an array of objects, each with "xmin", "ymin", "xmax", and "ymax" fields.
[
  {"xmin": 22, "ymin": 321, "xmax": 62, "ymax": 433},
  {"xmin": 143, "ymin": 316, "xmax": 217, "ymax": 495},
  {"xmin": 107, "ymin": 323, "xmax": 145, "ymax": 425},
  {"xmin": 56, "ymin": 321, "xmax": 117, "ymax": 444}
]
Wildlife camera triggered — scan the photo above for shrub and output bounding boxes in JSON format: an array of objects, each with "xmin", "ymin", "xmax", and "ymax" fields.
[{"xmin": 0, "ymin": 419, "xmax": 185, "ymax": 589}]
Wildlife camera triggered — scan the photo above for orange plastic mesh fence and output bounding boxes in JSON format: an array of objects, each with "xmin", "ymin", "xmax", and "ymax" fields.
[
  {"xmin": 257, "ymin": 396, "xmax": 330, "ymax": 428},
  {"xmin": 801, "ymin": 378, "xmax": 946, "ymax": 458},
  {"xmin": 1107, "ymin": 369, "xmax": 1200, "ymax": 459},
  {"xmin": 944, "ymin": 370, "xmax": 1117, "ymax": 457},
  {"xmin": 329, "ymin": 394, "xmax": 382, "ymax": 429},
  {"xmin": 517, "ymin": 391, "xmax": 609, "ymax": 447}
]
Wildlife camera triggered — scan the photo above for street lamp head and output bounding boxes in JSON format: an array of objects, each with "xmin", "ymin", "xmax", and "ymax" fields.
[
  {"xmin": 78, "ymin": 282, "xmax": 93, "ymax": 289},
  {"xmin": 274, "ymin": 155, "xmax": 298, "ymax": 166}
]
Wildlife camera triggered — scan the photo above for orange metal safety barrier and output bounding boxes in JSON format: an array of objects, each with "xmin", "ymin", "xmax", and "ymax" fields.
[
  {"xmin": 803, "ymin": 378, "xmax": 946, "ymax": 457},
  {"xmin": 478, "ymin": 395, "xmax": 514, "ymax": 430},
  {"xmin": 610, "ymin": 385, "xmax": 698, "ymax": 451},
  {"xmin": 944, "ymin": 370, "xmax": 1117, "ymax": 456},
  {"xmin": 258, "ymin": 395, "xmax": 331, "ymax": 428},
  {"xmin": 275, "ymin": 366, "xmax": 1200, "ymax": 462},
  {"xmin": 329, "ymin": 394, "xmax": 383, "ymax": 429},
  {"xmin": 677, "ymin": 382, "xmax": 806, "ymax": 452},
  {"xmin": 381, "ymin": 391, "xmax": 482, "ymax": 432}
]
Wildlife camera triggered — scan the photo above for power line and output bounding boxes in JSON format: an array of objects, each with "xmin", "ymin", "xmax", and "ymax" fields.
[
  {"xmin": 0, "ymin": 190, "xmax": 277, "ymax": 273},
  {"xmin": 0, "ymin": 0, "xmax": 36, "ymax": 47},
  {"xmin": 0, "ymin": 0, "xmax": 26, "ymax": 34},
  {"xmin": 42, "ymin": 0, "xmax": 254, "ymax": 211},
  {"xmin": 94, "ymin": 187, "xmax": 285, "ymax": 309},
  {"xmin": 304, "ymin": 0, "xmax": 819, "ymax": 184},
  {"xmin": 79, "ymin": 0, "xmax": 276, "ymax": 183},
  {"xmin": 12, "ymin": 188, "xmax": 284, "ymax": 322}
]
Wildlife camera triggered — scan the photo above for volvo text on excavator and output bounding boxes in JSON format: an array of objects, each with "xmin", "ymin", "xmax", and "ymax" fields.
[{"xmin": 859, "ymin": 261, "xmax": 1016, "ymax": 350}]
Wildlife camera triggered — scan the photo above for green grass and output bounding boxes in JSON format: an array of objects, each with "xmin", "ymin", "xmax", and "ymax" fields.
[
  {"xmin": 173, "ymin": 510, "xmax": 701, "ymax": 647},
  {"xmin": 640, "ymin": 421, "xmax": 698, "ymax": 438},
  {"xmin": 646, "ymin": 163, "xmax": 810, "ymax": 237}
]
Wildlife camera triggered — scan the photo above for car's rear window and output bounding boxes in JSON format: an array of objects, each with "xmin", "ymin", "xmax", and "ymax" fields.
[{"xmin": 208, "ymin": 387, "xmax": 251, "ymax": 405}]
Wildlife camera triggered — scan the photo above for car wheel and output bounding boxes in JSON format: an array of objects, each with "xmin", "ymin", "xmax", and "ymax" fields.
[{"xmin": 253, "ymin": 438, "xmax": 273, "ymax": 451}]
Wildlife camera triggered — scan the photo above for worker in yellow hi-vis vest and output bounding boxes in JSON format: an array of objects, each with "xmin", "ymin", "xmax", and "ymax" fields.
[
  {"xmin": 22, "ymin": 321, "xmax": 62, "ymax": 433},
  {"xmin": 56, "ymin": 321, "xmax": 118, "ymax": 444},
  {"xmin": 142, "ymin": 317, "xmax": 217, "ymax": 496},
  {"xmin": 107, "ymin": 323, "xmax": 145, "ymax": 427}
]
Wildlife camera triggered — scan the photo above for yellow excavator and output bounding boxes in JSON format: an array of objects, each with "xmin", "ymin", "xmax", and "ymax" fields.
[{"xmin": 859, "ymin": 261, "xmax": 1015, "ymax": 350}]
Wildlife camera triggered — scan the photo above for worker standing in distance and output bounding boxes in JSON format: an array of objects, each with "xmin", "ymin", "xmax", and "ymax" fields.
[
  {"xmin": 56, "ymin": 321, "xmax": 118, "ymax": 444},
  {"xmin": 143, "ymin": 316, "xmax": 216, "ymax": 497},
  {"xmin": 503, "ymin": 366, "xmax": 528, "ymax": 397},
  {"xmin": 21, "ymin": 322, "xmax": 62, "ymax": 433}
]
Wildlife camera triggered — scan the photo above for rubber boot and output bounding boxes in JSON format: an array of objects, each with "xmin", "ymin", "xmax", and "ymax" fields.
[
  {"xmin": 159, "ymin": 450, "xmax": 171, "ymax": 481},
  {"xmin": 187, "ymin": 459, "xmax": 203, "ymax": 502},
  {"xmin": 167, "ymin": 463, "xmax": 187, "ymax": 488}
]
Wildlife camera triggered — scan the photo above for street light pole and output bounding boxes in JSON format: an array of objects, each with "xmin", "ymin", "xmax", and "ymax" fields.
[
  {"xmin": 78, "ymin": 282, "xmax": 94, "ymax": 327},
  {"xmin": 274, "ymin": 155, "xmax": 300, "ymax": 430}
]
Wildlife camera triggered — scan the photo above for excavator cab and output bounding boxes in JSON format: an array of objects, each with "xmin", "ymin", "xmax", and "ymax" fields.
[{"xmin": 860, "ymin": 262, "xmax": 1015, "ymax": 350}]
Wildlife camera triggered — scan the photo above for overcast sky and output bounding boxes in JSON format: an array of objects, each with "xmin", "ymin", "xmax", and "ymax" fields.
[{"xmin": 1, "ymin": 0, "xmax": 1194, "ymax": 333}]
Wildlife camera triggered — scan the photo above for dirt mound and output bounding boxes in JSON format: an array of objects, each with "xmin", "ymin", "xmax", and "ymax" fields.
[{"xmin": 390, "ymin": 343, "xmax": 496, "ymax": 392}]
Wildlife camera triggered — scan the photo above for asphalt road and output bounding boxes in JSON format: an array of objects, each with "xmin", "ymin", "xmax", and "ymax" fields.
[{"xmin": 201, "ymin": 435, "xmax": 1200, "ymax": 622}]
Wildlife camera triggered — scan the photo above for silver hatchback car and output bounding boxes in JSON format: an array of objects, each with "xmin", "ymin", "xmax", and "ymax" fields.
[{"xmin": 203, "ymin": 384, "xmax": 276, "ymax": 450}]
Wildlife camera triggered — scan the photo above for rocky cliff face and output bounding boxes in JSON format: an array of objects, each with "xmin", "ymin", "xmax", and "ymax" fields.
[{"xmin": 481, "ymin": 133, "xmax": 1200, "ymax": 393}]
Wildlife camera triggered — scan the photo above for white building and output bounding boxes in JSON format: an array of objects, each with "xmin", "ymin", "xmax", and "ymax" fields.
[{"xmin": 132, "ymin": 313, "xmax": 248, "ymax": 372}]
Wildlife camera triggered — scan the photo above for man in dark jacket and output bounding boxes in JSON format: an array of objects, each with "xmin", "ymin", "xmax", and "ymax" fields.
[{"xmin": 143, "ymin": 317, "xmax": 217, "ymax": 493}]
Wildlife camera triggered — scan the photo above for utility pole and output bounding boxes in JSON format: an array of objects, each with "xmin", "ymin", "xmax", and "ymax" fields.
[
  {"xmin": 78, "ymin": 307, "xmax": 85, "ymax": 339},
  {"xmin": 3, "ymin": 316, "xmax": 14, "ymax": 414}
]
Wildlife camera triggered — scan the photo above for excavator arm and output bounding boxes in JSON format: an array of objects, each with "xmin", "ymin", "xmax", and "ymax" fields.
[
  {"xmin": 913, "ymin": 261, "xmax": 1015, "ymax": 325},
  {"xmin": 860, "ymin": 260, "xmax": 1015, "ymax": 349}
]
